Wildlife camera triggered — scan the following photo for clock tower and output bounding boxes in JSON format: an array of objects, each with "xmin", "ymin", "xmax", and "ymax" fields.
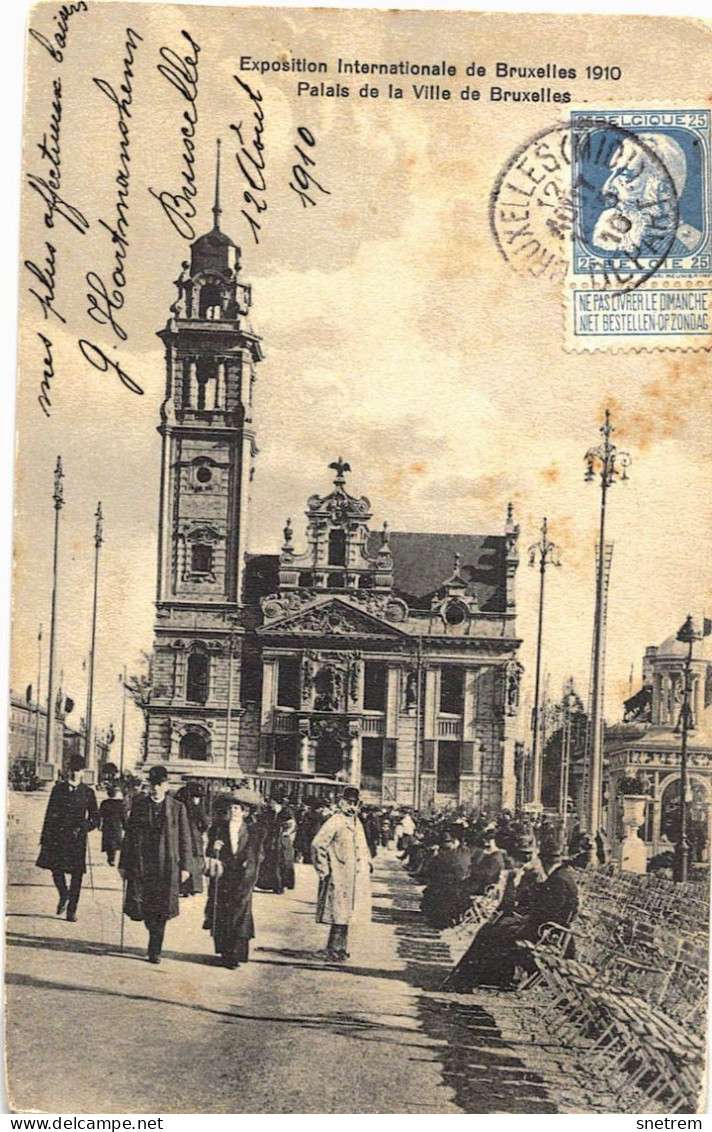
[{"xmin": 144, "ymin": 143, "xmax": 263, "ymax": 777}]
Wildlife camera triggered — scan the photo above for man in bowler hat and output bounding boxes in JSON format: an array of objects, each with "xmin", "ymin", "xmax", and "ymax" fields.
[
  {"xmin": 119, "ymin": 765, "xmax": 191, "ymax": 964},
  {"xmin": 36, "ymin": 754, "xmax": 100, "ymax": 922}
]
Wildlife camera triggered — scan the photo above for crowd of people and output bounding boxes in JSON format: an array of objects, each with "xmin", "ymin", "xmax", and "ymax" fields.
[
  {"xmin": 35, "ymin": 755, "xmax": 596, "ymax": 986},
  {"xmin": 35, "ymin": 757, "xmax": 377, "ymax": 966}
]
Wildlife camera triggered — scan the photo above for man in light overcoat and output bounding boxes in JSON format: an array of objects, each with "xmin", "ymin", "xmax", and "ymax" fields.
[{"xmin": 311, "ymin": 786, "xmax": 371, "ymax": 961}]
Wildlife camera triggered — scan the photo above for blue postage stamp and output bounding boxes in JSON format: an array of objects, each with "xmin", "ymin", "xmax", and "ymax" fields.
[{"xmin": 571, "ymin": 109, "xmax": 711, "ymax": 279}]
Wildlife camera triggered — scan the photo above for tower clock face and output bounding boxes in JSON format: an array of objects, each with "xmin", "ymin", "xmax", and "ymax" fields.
[{"xmin": 196, "ymin": 465, "xmax": 213, "ymax": 484}]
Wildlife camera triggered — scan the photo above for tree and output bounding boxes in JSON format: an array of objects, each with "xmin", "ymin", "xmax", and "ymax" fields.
[{"xmin": 125, "ymin": 651, "xmax": 153, "ymax": 765}]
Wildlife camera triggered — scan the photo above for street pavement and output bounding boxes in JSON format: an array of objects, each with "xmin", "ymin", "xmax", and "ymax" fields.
[{"xmin": 6, "ymin": 792, "xmax": 601, "ymax": 1115}]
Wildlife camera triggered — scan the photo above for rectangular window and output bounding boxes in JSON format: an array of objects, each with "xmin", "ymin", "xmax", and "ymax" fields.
[
  {"xmin": 274, "ymin": 734, "xmax": 298, "ymax": 772},
  {"xmin": 191, "ymin": 543, "xmax": 213, "ymax": 575},
  {"xmin": 240, "ymin": 657, "xmax": 263, "ymax": 705},
  {"xmin": 361, "ymin": 737, "xmax": 383, "ymax": 792},
  {"xmin": 439, "ymin": 666, "xmax": 464, "ymax": 715},
  {"xmin": 437, "ymin": 740, "xmax": 461, "ymax": 794},
  {"xmin": 277, "ymin": 656, "xmax": 301, "ymax": 709},
  {"xmin": 384, "ymin": 738, "xmax": 398, "ymax": 771},
  {"xmin": 328, "ymin": 529, "xmax": 347, "ymax": 566},
  {"xmin": 422, "ymin": 740, "xmax": 436, "ymax": 772},
  {"xmin": 363, "ymin": 661, "xmax": 387, "ymax": 712}
]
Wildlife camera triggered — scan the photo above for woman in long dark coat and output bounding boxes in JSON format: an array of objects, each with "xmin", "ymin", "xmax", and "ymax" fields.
[
  {"xmin": 203, "ymin": 789, "xmax": 265, "ymax": 968},
  {"xmin": 99, "ymin": 785, "xmax": 126, "ymax": 866}
]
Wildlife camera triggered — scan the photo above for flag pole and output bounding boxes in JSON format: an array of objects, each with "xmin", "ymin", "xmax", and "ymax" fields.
[
  {"xmin": 45, "ymin": 459, "xmax": 64, "ymax": 775},
  {"xmin": 84, "ymin": 503, "xmax": 104, "ymax": 774}
]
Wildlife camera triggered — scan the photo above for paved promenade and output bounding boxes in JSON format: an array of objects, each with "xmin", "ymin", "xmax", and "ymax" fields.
[{"xmin": 6, "ymin": 792, "xmax": 602, "ymax": 1114}]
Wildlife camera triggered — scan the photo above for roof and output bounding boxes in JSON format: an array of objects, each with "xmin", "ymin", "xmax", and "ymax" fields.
[
  {"xmin": 244, "ymin": 532, "xmax": 508, "ymax": 612},
  {"xmin": 243, "ymin": 554, "xmax": 280, "ymax": 605},
  {"xmin": 370, "ymin": 531, "xmax": 507, "ymax": 612},
  {"xmin": 656, "ymin": 630, "xmax": 712, "ymax": 661}
]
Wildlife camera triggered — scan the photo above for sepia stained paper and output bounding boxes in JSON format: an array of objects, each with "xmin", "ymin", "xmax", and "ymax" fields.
[{"xmin": 7, "ymin": 0, "xmax": 712, "ymax": 1116}]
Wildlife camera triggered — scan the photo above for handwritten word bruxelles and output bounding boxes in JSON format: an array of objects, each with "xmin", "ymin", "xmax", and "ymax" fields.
[
  {"xmin": 148, "ymin": 30, "xmax": 201, "ymax": 240},
  {"xmin": 230, "ymin": 75, "xmax": 266, "ymax": 245},
  {"xmin": 80, "ymin": 26, "xmax": 144, "ymax": 397}
]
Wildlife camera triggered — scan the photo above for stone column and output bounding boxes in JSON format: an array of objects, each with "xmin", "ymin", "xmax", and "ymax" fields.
[
  {"xmin": 299, "ymin": 723, "xmax": 311, "ymax": 775},
  {"xmin": 188, "ymin": 358, "xmax": 198, "ymax": 409},
  {"xmin": 214, "ymin": 360, "xmax": 225, "ymax": 410},
  {"xmin": 261, "ymin": 659, "xmax": 278, "ymax": 733},
  {"xmin": 349, "ymin": 728, "xmax": 362, "ymax": 786}
]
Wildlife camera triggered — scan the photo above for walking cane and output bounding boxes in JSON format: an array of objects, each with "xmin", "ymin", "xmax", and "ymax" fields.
[
  {"xmin": 212, "ymin": 867, "xmax": 220, "ymax": 939},
  {"xmin": 86, "ymin": 833, "xmax": 95, "ymax": 896},
  {"xmin": 119, "ymin": 876, "xmax": 126, "ymax": 953}
]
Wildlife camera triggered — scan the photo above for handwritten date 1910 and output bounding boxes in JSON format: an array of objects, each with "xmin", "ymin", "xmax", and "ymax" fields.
[{"xmin": 289, "ymin": 127, "xmax": 330, "ymax": 208}]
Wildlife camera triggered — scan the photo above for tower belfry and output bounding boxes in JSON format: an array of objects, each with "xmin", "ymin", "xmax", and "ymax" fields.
[{"xmin": 145, "ymin": 142, "xmax": 263, "ymax": 775}]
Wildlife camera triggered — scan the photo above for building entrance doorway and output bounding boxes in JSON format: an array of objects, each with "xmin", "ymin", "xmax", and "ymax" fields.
[{"xmin": 315, "ymin": 733, "xmax": 343, "ymax": 778}]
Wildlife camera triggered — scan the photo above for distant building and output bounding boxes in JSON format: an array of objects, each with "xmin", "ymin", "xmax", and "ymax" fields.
[
  {"xmin": 8, "ymin": 692, "xmax": 112, "ymax": 786},
  {"xmin": 605, "ymin": 628, "xmax": 712, "ymax": 860},
  {"xmin": 143, "ymin": 160, "xmax": 524, "ymax": 810}
]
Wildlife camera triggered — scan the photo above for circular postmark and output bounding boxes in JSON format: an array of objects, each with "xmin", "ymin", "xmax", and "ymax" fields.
[{"xmin": 490, "ymin": 119, "xmax": 680, "ymax": 293}]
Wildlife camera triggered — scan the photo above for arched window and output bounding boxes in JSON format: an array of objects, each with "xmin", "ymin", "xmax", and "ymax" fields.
[
  {"xmin": 199, "ymin": 283, "xmax": 222, "ymax": 320},
  {"xmin": 186, "ymin": 650, "xmax": 209, "ymax": 703},
  {"xmin": 195, "ymin": 358, "xmax": 216, "ymax": 411},
  {"xmin": 179, "ymin": 731, "xmax": 209, "ymax": 761}
]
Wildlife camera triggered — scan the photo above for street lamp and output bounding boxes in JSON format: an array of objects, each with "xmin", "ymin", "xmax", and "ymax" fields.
[
  {"xmin": 674, "ymin": 614, "xmax": 702, "ymax": 883},
  {"xmin": 584, "ymin": 410, "xmax": 631, "ymax": 836},
  {"xmin": 528, "ymin": 517, "xmax": 560, "ymax": 808}
]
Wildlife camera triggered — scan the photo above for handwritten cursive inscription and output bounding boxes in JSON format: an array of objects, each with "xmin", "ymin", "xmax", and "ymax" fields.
[
  {"xmin": 230, "ymin": 76, "xmax": 266, "ymax": 244},
  {"xmin": 27, "ymin": 78, "xmax": 89, "ymax": 235},
  {"xmin": 25, "ymin": 53, "xmax": 89, "ymax": 417},
  {"xmin": 86, "ymin": 26, "xmax": 143, "ymax": 349},
  {"xmin": 148, "ymin": 31, "xmax": 201, "ymax": 240},
  {"xmin": 29, "ymin": 1, "xmax": 88, "ymax": 64},
  {"xmin": 78, "ymin": 339, "xmax": 144, "ymax": 397}
]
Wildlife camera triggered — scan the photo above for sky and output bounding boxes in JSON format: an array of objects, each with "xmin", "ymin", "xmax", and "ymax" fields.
[{"xmin": 10, "ymin": 3, "xmax": 712, "ymax": 766}]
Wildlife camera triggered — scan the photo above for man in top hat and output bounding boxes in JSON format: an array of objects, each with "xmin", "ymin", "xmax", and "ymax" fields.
[
  {"xmin": 36, "ymin": 754, "xmax": 100, "ymax": 922},
  {"xmin": 311, "ymin": 786, "xmax": 372, "ymax": 961},
  {"xmin": 119, "ymin": 765, "xmax": 191, "ymax": 964}
]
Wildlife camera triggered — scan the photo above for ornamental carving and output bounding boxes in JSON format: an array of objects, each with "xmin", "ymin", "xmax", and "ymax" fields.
[
  {"xmin": 261, "ymin": 589, "xmax": 317, "ymax": 622},
  {"xmin": 308, "ymin": 717, "xmax": 353, "ymax": 744},
  {"xmin": 505, "ymin": 660, "xmax": 524, "ymax": 716}
]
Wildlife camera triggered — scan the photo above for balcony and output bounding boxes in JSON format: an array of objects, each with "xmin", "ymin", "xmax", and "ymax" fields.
[
  {"xmin": 362, "ymin": 715, "xmax": 386, "ymax": 736},
  {"xmin": 437, "ymin": 715, "xmax": 463, "ymax": 739},
  {"xmin": 273, "ymin": 710, "xmax": 298, "ymax": 734}
]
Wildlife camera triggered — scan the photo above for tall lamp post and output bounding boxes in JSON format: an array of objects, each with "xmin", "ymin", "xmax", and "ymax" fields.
[
  {"xmin": 674, "ymin": 614, "xmax": 702, "ymax": 883},
  {"xmin": 84, "ymin": 502, "xmax": 103, "ymax": 771},
  {"xmin": 118, "ymin": 666, "xmax": 127, "ymax": 776},
  {"xmin": 45, "ymin": 458, "xmax": 64, "ymax": 773},
  {"xmin": 528, "ymin": 517, "xmax": 560, "ymax": 808},
  {"xmin": 584, "ymin": 410, "xmax": 631, "ymax": 835}
]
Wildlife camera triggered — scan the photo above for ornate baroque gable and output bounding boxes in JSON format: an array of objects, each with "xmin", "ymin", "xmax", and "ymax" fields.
[{"xmin": 257, "ymin": 597, "xmax": 409, "ymax": 639}]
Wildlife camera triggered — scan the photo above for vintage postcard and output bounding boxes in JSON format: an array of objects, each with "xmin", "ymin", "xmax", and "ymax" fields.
[{"xmin": 7, "ymin": 1, "xmax": 712, "ymax": 1117}]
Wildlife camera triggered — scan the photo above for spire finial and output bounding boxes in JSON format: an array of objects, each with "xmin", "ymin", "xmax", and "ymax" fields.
[
  {"xmin": 212, "ymin": 139, "xmax": 222, "ymax": 231},
  {"xmin": 328, "ymin": 457, "xmax": 351, "ymax": 488}
]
